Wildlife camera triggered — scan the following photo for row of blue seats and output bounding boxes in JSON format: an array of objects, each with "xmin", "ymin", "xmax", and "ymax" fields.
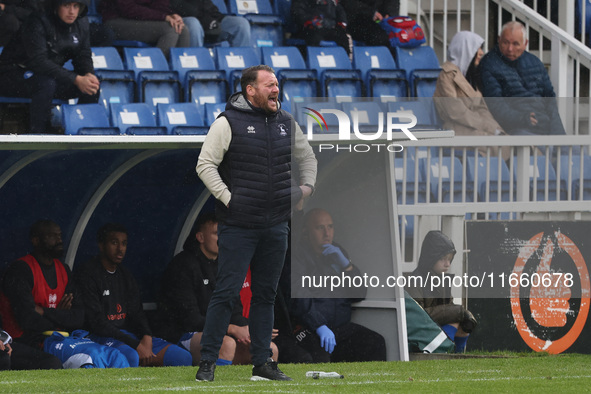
[
  {"xmin": 395, "ymin": 151, "xmax": 591, "ymax": 204},
  {"xmin": 89, "ymin": 44, "xmax": 441, "ymax": 119},
  {"xmin": 63, "ymin": 102, "xmax": 219, "ymax": 135},
  {"xmin": 395, "ymin": 152, "xmax": 591, "ymax": 235},
  {"xmin": 63, "ymin": 98, "xmax": 442, "ymax": 136}
]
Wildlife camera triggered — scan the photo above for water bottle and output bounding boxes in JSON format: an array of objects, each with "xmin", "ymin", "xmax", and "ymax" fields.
[{"xmin": 305, "ymin": 371, "xmax": 344, "ymax": 379}]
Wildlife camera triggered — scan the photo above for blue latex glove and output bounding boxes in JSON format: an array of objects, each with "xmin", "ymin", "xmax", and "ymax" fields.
[
  {"xmin": 322, "ymin": 244, "xmax": 349, "ymax": 268},
  {"xmin": 316, "ymin": 325, "xmax": 336, "ymax": 354}
]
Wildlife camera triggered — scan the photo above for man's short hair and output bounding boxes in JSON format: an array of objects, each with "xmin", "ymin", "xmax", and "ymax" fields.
[
  {"xmin": 194, "ymin": 211, "xmax": 217, "ymax": 234},
  {"xmin": 500, "ymin": 21, "xmax": 527, "ymax": 42},
  {"xmin": 29, "ymin": 219, "xmax": 58, "ymax": 240},
  {"xmin": 183, "ymin": 211, "xmax": 217, "ymax": 249},
  {"xmin": 97, "ymin": 223, "xmax": 128, "ymax": 243},
  {"xmin": 240, "ymin": 65, "xmax": 275, "ymax": 93}
]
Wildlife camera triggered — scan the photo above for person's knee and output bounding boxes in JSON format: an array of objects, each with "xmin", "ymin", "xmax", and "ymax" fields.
[
  {"xmin": 183, "ymin": 16, "xmax": 204, "ymax": 47},
  {"xmin": 220, "ymin": 335, "xmax": 237, "ymax": 355},
  {"xmin": 31, "ymin": 76, "xmax": 58, "ymax": 99},
  {"xmin": 162, "ymin": 344, "xmax": 193, "ymax": 367},
  {"xmin": 117, "ymin": 345, "xmax": 139, "ymax": 367}
]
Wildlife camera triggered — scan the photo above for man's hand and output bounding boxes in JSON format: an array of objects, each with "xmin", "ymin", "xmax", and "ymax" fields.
[
  {"xmin": 35, "ymin": 305, "xmax": 44, "ymax": 315},
  {"xmin": 271, "ymin": 328, "xmax": 279, "ymax": 339},
  {"xmin": 0, "ymin": 342, "xmax": 12, "ymax": 357},
  {"xmin": 529, "ymin": 112, "xmax": 538, "ymax": 126},
  {"xmin": 322, "ymin": 244, "xmax": 350, "ymax": 268},
  {"xmin": 74, "ymin": 73, "xmax": 100, "ymax": 96},
  {"xmin": 373, "ymin": 11, "xmax": 384, "ymax": 21},
  {"xmin": 56, "ymin": 293, "xmax": 73, "ymax": 310},
  {"xmin": 227, "ymin": 324, "xmax": 250, "ymax": 345},
  {"xmin": 137, "ymin": 335, "xmax": 156, "ymax": 366},
  {"xmin": 165, "ymin": 14, "xmax": 185, "ymax": 34},
  {"xmin": 315, "ymin": 325, "xmax": 336, "ymax": 353},
  {"xmin": 295, "ymin": 184, "xmax": 313, "ymax": 211}
]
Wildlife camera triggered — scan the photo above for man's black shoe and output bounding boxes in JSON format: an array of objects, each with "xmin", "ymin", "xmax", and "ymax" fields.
[
  {"xmin": 251, "ymin": 358, "xmax": 292, "ymax": 381},
  {"xmin": 195, "ymin": 360, "xmax": 216, "ymax": 381}
]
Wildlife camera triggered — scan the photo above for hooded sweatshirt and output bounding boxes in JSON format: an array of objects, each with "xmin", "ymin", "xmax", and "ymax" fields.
[
  {"xmin": 406, "ymin": 231, "xmax": 465, "ymax": 325},
  {"xmin": 447, "ymin": 31, "xmax": 483, "ymax": 77},
  {"xmin": 0, "ymin": 0, "xmax": 93, "ymax": 86}
]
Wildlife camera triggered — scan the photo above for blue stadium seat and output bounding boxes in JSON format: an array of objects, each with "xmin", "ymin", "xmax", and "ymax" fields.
[
  {"xmin": 412, "ymin": 69, "xmax": 442, "ymax": 97},
  {"xmin": 123, "ymin": 47, "xmax": 181, "ymax": 111},
  {"xmin": 204, "ymin": 102, "xmax": 226, "ymax": 126},
  {"xmin": 466, "ymin": 156, "xmax": 514, "ymax": 219},
  {"xmin": 353, "ymin": 46, "xmax": 408, "ymax": 99},
  {"xmin": 62, "ymin": 104, "xmax": 120, "ymax": 135},
  {"xmin": 157, "ymin": 102, "xmax": 208, "ymax": 134},
  {"xmin": 394, "ymin": 46, "xmax": 441, "ymax": 97},
  {"xmin": 262, "ymin": 47, "xmax": 318, "ymax": 113},
  {"xmin": 420, "ymin": 156, "xmax": 474, "ymax": 203},
  {"xmin": 559, "ymin": 155, "xmax": 591, "ymax": 200},
  {"xmin": 306, "ymin": 47, "xmax": 362, "ymax": 99},
  {"xmin": 227, "ymin": 0, "xmax": 283, "ymax": 47},
  {"xmin": 394, "ymin": 156, "xmax": 428, "ymax": 237},
  {"xmin": 215, "ymin": 47, "xmax": 260, "ymax": 93},
  {"xmin": 91, "ymin": 47, "xmax": 135, "ymax": 114},
  {"xmin": 341, "ymin": 101, "xmax": 386, "ymax": 133},
  {"xmin": 294, "ymin": 101, "xmax": 342, "ymax": 134},
  {"xmin": 110, "ymin": 103, "xmax": 167, "ymax": 135},
  {"xmin": 515, "ymin": 155, "xmax": 565, "ymax": 201},
  {"xmin": 387, "ymin": 100, "xmax": 441, "ymax": 130},
  {"xmin": 169, "ymin": 48, "xmax": 227, "ymax": 118}
]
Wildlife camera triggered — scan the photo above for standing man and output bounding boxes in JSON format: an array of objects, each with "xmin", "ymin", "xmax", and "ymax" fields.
[
  {"xmin": 479, "ymin": 21, "xmax": 566, "ymax": 137},
  {"xmin": 75, "ymin": 223, "xmax": 192, "ymax": 368},
  {"xmin": 195, "ymin": 65, "xmax": 317, "ymax": 381}
]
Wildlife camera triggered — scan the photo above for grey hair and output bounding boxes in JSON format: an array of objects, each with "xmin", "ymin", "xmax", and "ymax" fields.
[{"xmin": 500, "ymin": 21, "xmax": 527, "ymax": 42}]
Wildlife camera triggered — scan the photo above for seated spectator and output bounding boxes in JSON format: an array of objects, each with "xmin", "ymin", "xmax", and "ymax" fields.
[
  {"xmin": 290, "ymin": 208, "xmax": 386, "ymax": 363},
  {"xmin": 75, "ymin": 223, "xmax": 192, "ymax": 367},
  {"xmin": 406, "ymin": 230, "xmax": 477, "ymax": 353},
  {"xmin": 0, "ymin": 315, "xmax": 63, "ymax": 370},
  {"xmin": 434, "ymin": 31, "xmax": 510, "ymax": 160},
  {"xmin": 170, "ymin": 0, "xmax": 251, "ymax": 47},
  {"xmin": 0, "ymin": 0, "xmax": 36, "ymax": 47},
  {"xmin": 0, "ymin": 0, "xmax": 99, "ymax": 134},
  {"xmin": 480, "ymin": 21, "xmax": 566, "ymax": 137},
  {"xmin": 0, "ymin": 220, "xmax": 128, "ymax": 368},
  {"xmin": 291, "ymin": 0, "xmax": 352, "ymax": 56},
  {"xmin": 340, "ymin": 0, "xmax": 398, "ymax": 47},
  {"xmin": 160, "ymin": 213, "xmax": 277, "ymax": 366},
  {"xmin": 99, "ymin": 0, "xmax": 194, "ymax": 58}
]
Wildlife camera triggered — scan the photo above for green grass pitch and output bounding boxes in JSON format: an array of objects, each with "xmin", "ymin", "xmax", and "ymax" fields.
[{"xmin": 1, "ymin": 354, "xmax": 590, "ymax": 393}]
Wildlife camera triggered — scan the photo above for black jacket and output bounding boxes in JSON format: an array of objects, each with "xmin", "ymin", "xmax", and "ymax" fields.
[
  {"xmin": 406, "ymin": 230, "xmax": 464, "ymax": 325},
  {"xmin": 75, "ymin": 257, "xmax": 152, "ymax": 350},
  {"xmin": 292, "ymin": 0, "xmax": 347, "ymax": 30},
  {"xmin": 340, "ymin": 0, "xmax": 398, "ymax": 25},
  {"xmin": 0, "ymin": 0, "xmax": 93, "ymax": 86},
  {"xmin": 217, "ymin": 92, "xmax": 299, "ymax": 228},
  {"xmin": 1, "ymin": 257, "xmax": 83, "ymax": 346},
  {"xmin": 170, "ymin": 0, "xmax": 222, "ymax": 30},
  {"xmin": 159, "ymin": 241, "xmax": 247, "ymax": 342}
]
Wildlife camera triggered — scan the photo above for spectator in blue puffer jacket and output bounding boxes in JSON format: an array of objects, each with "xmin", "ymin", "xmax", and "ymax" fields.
[{"xmin": 479, "ymin": 21, "xmax": 566, "ymax": 137}]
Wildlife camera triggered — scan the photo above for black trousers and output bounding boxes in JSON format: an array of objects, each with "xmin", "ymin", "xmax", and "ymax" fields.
[
  {"xmin": 301, "ymin": 27, "xmax": 353, "ymax": 56},
  {"xmin": 297, "ymin": 322, "xmax": 387, "ymax": 363},
  {"xmin": 0, "ymin": 70, "xmax": 98, "ymax": 133},
  {"xmin": 0, "ymin": 341, "xmax": 63, "ymax": 370}
]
